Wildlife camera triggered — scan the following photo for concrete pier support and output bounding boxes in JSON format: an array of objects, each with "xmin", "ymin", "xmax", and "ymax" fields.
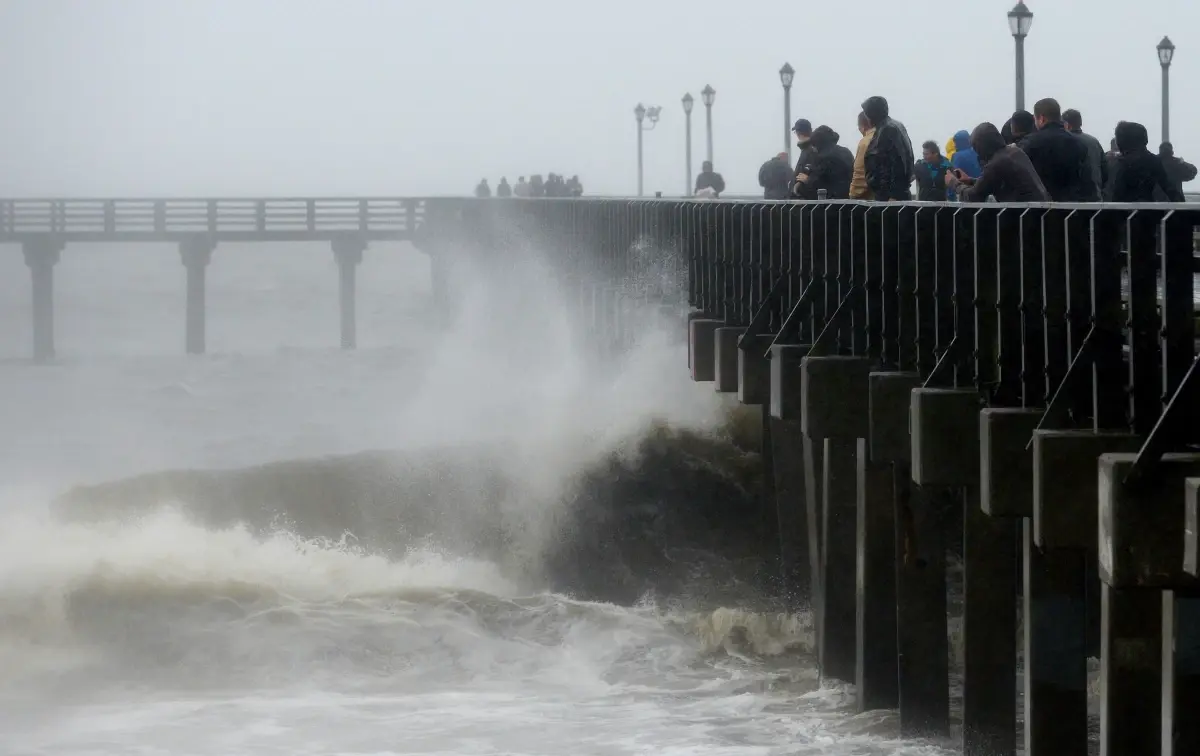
[
  {"xmin": 180, "ymin": 237, "xmax": 216, "ymax": 355},
  {"xmin": 855, "ymin": 372, "xmax": 920, "ymax": 712},
  {"xmin": 332, "ymin": 237, "xmax": 367, "ymax": 350},
  {"xmin": 801, "ymin": 356, "xmax": 871, "ymax": 684},
  {"xmin": 688, "ymin": 317, "xmax": 722, "ymax": 382},
  {"xmin": 737, "ymin": 333, "xmax": 772, "ymax": 406},
  {"xmin": 768, "ymin": 343, "xmax": 813, "ymax": 602},
  {"xmin": 23, "ymin": 238, "xmax": 63, "ymax": 363},
  {"xmin": 1164, "ymin": 591, "xmax": 1200, "ymax": 755},
  {"xmin": 714, "ymin": 326, "xmax": 741, "ymax": 393}
]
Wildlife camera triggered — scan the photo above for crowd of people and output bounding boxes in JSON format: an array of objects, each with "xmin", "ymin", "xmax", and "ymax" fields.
[
  {"xmin": 475, "ymin": 173, "xmax": 584, "ymax": 198},
  {"xmin": 756, "ymin": 96, "xmax": 1197, "ymax": 204}
]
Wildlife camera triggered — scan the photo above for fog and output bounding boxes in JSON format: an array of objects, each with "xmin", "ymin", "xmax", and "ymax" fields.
[{"xmin": 1, "ymin": 0, "xmax": 1197, "ymax": 198}]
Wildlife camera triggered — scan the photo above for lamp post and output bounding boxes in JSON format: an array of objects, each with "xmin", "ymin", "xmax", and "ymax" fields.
[
  {"xmin": 682, "ymin": 93, "xmax": 694, "ymax": 196},
  {"xmin": 1007, "ymin": 1, "xmax": 1033, "ymax": 112},
  {"xmin": 701, "ymin": 85, "xmax": 715, "ymax": 165},
  {"xmin": 780, "ymin": 63, "xmax": 795, "ymax": 160},
  {"xmin": 634, "ymin": 103, "xmax": 661, "ymax": 198},
  {"xmin": 1158, "ymin": 36, "xmax": 1175, "ymax": 143}
]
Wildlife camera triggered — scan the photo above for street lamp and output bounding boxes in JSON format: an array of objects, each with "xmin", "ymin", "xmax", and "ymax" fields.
[
  {"xmin": 1007, "ymin": 1, "xmax": 1033, "ymax": 112},
  {"xmin": 780, "ymin": 63, "xmax": 795, "ymax": 160},
  {"xmin": 701, "ymin": 84, "xmax": 715, "ymax": 165},
  {"xmin": 682, "ymin": 93, "xmax": 694, "ymax": 197},
  {"xmin": 1158, "ymin": 36, "xmax": 1175, "ymax": 143},
  {"xmin": 634, "ymin": 103, "xmax": 661, "ymax": 198}
]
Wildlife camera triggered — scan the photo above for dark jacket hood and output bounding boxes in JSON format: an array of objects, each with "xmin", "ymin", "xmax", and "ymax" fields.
[
  {"xmin": 970, "ymin": 122, "xmax": 1007, "ymax": 164},
  {"xmin": 1115, "ymin": 121, "xmax": 1149, "ymax": 155},
  {"xmin": 810, "ymin": 125, "xmax": 841, "ymax": 150}
]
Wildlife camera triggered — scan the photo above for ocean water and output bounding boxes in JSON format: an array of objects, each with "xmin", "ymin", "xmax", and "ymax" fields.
[{"xmin": 0, "ymin": 239, "xmax": 955, "ymax": 755}]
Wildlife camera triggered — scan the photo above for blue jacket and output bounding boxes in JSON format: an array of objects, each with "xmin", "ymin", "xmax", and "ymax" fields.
[{"xmin": 951, "ymin": 130, "xmax": 982, "ymax": 179}]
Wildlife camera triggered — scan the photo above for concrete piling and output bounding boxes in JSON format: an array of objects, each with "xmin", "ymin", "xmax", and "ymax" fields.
[
  {"xmin": 23, "ymin": 238, "xmax": 63, "ymax": 363},
  {"xmin": 180, "ymin": 237, "xmax": 216, "ymax": 355}
]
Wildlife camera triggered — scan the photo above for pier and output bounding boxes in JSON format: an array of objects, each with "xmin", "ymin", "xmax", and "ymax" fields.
[{"xmin": 8, "ymin": 194, "xmax": 1200, "ymax": 754}]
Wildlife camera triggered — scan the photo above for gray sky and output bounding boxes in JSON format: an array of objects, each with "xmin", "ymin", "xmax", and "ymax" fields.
[{"xmin": 1, "ymin": 0, "xmax": 1197, "ymax": 198}]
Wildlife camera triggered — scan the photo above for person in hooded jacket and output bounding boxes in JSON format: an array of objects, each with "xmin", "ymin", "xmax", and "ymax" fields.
[
  {"xmin": 950, "ymin": 130, "xmax": 982, "ymax": 180},
  {"xmin": 496, "ymin": 177, "xmax": 513, "ymax": 198},
  {"xmin": 1108, "ymin": 121, "xmax": 1184, "ymax": 202},
  {"xmin": 914, "ymin": 141, "xmax": 954, "ymax": 201},
  {"xmin": 475, "ymin": 179, "xmax": 492, "ymax": 198},
  {"xmin": 793, "ymin": 125, "xmax": 854, "ymax": 200},
  {"xmin": 695, "ymin": 161, "xmax": 726, "ymax": 197},
  {"xmin": 1021, "ymin": 98, "xmax": 1098, "ymax": 202},
  {"xmin": 1063, "ymin": 109, "xmax": 1107, "ymax": 198},
  {"xmin": 861, "ymin": 96, "xmax": 914, "ymax": 201},
  {"xmin": 944, "ymin": 122, "xmax": 1050, "ymax": 203},
  {"xmin": 792, "ymin": 119, "xmax": 816, "ymax": 184},
  {"xmin": 1158, "ymin": 142, "xmax": 1197, "ymax": 199},
  {"xmin": 758, "ymin": 152, "xmax": 793, "ymax": 199}
]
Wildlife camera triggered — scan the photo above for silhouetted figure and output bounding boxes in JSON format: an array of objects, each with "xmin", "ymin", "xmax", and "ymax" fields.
[
  {"xmin": 695, "ymin": 161, "xmax": 726, "ymax": 197},
  {"xmin": 793, "ymin": 126, "xmax": 854, "ymax": 200},
  {"xmin": 1108, "ymin": 121, "xmax": 1184, "ymax": 202},
  {"xmin": 759, "ymin": 152, "xmax": 793, "ymax": 199},
  {"xmin": 566, "ymin": 175, "xmax": 583, "ymax": 197},
  {"xmin": 530, "ymin": 175, "xmax": 545, "ymax": 197},
  {"xmin": 945, "ymin": 122, "xmax": 1050, "ymax": 203},
  {"xmin": 1007, "ymin": 110, "xmax": 1035, "ymax": 147},
  {"xmin": 496, "ymin": 177, "xmax": 512, "ymax": 198},
  {"xmin": 475, "ymin": 179, "xmax": 491, "ymax": 198},
  {"xmin": 861, "ymin": 96, "xmax": 914, "ymax": 201},
  {"xmin": 1158, "ymin": 142, "xmax": 1197, "ymax": 199},
  {"xmin": 1104, "ymin": 139, "xmax": 1121, "ymax": 198},
  {"xmin": 1063, "ymin": 109, "xmax": 1108, "ymax": 197},
  {"xmin": 1021, "ymin": 98, "xmax": 1097, "ymax": 202},
  {"xmin": 914, "ymin": 140, "xmax": 953, "ymax": 202},
  {"xmin": 792, "ymin": 119, "xmax": 815, "ymax": 184},
  {"xmin": 850, "ymin": 112, "xmax": 874, "ymax": 200},
  {"xmin": 514, "ymin": 176, "xmax": 531, "ymax": 197}
]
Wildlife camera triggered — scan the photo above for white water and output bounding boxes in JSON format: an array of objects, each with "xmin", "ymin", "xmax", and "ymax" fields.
[{"xmin": 0, "ymin": 240, "xmax": 954, "ymax": 755}]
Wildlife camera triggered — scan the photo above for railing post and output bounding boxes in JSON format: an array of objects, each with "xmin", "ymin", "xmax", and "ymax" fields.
[{"xmin": 23, "ymin": 237, "xmax": 64, "ymax": 363}]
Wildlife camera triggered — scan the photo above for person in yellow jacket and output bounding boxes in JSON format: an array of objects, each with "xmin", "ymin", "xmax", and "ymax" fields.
[
  {"xmin": 945, "ymin": 136, "xmax": 957, "ymax": 162},
  {"xmin": 850, "ymin": 111, "xmax": 875, "ymax": 199}
]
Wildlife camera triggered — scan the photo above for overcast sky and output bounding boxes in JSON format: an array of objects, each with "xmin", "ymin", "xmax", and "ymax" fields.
[{"xmin": 1, "ymin": 0, "xmax": 1196, "ymax": 198}]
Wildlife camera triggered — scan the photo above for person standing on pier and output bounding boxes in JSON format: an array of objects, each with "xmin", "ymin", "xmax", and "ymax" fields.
[
  {"xmin": 1107, "ymin": 121, "xmax": 1184, "ymax": 202},
  {"xmin": 914, "ymin": 141, "xmax": 953, "ymax": 201},
  {"xmin": 849, "ymin": 112, "xmax": 874, "ymax": 200},
  {"xmin": 530, "ymin": 175, "xmax": 545, "ymax": 197},
  {"xmin": 792, "ymin": 126, "xmax": 854, "ymax": 200},
  {"xmin": 566, "ymin": 175, "xmax": 584, "ymax": 197},
  {"xmin": 695, "ymin": 161, "xmax": 726, "ymax": 198},
  {"xmin": 1021, "ymin": 98, "xmax": 1099, "ymax": 201},
  {"xmin": 1063, "ymin": 109, "xmax": 1108, "ymax": 199},
  {"xmin": 950, "ymin": 130, "xmax": 982, "ymax": 180},
  {"xmin": 944, "ymin": 122, "xmax": 1049, "ymax": 203},
  {"xmin": 759, "ymin": 152, "xmax": 793, "ymax": 199},
  {"xmin": 496, "ymin": 178, "xmax": 512, "ymax": 198},
  {"xmin": 1158, "ymin": 142, "xmax": 1197, "ymax": 199},
  {"xmin": 475, "ymin": 179, "xmax": 492, "ymax": 198},
  {"xmin": 513, "ymin": 177, "xmax": 531, "ymax": 197},
  {"xmin": 792, "ymin": 119, "xmax": 815, "ymax": 183},
  {"xmin": 861, "ymin": 96, "xmax": 914, "ymax": 201},
  {"xmin": 1006, "ymin": 110, "xmax": 1035, "ymax": 147}
]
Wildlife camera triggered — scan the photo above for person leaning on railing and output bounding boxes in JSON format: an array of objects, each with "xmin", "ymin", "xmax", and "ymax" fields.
[{"xmin": 944, "ymin": 122, "xmax": 1050, "ymax": 203}]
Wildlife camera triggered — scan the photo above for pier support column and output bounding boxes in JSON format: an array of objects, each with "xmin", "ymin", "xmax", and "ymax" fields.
[
  {"xmin": 856, "ymin": 372, "xmax": 921, "ymax": 712},
  {"xmin": 23, "ymin": 238, "xmax": 63, "ymax": 363},
  {"xmin": 689, "ymin": 317, "xmax": 722, "ymax": 382},
  {"xmin": 714, "ymin": 326, "xmax": 741, "ymax": 393},
  {"xmin": 769, "ymin": 343, "xmax": 813, "ymax": 603},
  {"xmin": 1029, "ymin": 430, "xmax": 1138, "ymax": 756},
  {"xmin": 332, "ymin": 237, "xmax": 367, "ymax": 350},
  {"xmin": 180, "ymin": 237, "xmax": 215, "ymax": 355},
  {"xmin": 1098, "ymin": 453, "xmax": 1200, "ymax": 756},
  {"xmin": 801, "ymin": 355, "xmax": 871, "ymax": 685}
]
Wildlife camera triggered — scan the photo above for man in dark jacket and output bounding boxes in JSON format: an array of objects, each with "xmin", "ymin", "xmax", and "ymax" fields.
[
  {"xmin": 1007, "ymin": 110, "xmax": 1036, "ymax": 147},
  {"xmin": 1158, "ymin": 142, "xmax": 1197, "ymax": 199},
  {"xmin": 944, "ymin": 122, "xmax": 1050, "ymax": 203},
  {"xmin": 914, "ymin": 140, "xmax": 953, "ymax": 201},
  {"xmin": 792, "ymin": 119, "xmax": 816, "ymax": 184},
  {"xmin": 695, "ymin": 161, "xmax": 726, "ymax": 197},
  {"xmin": 1063, "ymin": 109, "xmax": 1108, "ymax": 197},
  {"xmin": 793, "ymin": 126, "xmax": 854, "ymax": 200},
  {"xmin": 1109, "ymin": 121, "xmax": 1184, "ymax": 202},
  {"xmin": 861, "ymin": 96, "xmax": 914, "ymax": 201},
  {"xmin": 496, "ymin": 177, "xmax": 513, "ymax": 198},
  {"xmin": 759, "ymin": 152, "xmax": 793, "ymax": 199},
  {"xmin": 1104, "ymin": 139, "xmax": 1121, "ymax": 198},
  {"xmin": 1021, "ymin": 98, "xmax": 1098, "ymax": 201}
]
